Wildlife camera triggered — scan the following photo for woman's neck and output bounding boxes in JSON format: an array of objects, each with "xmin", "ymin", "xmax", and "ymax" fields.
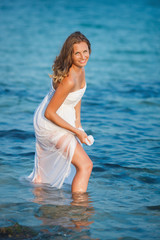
[{"xmin": 71, "ymin": 64, "xmax": 84, "ymax": 73}]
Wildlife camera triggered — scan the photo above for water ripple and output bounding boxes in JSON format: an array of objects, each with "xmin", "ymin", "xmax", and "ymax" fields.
[
  {"xmin": 0, "ymin": 0, "xmax": 160, "ymax": 239},
  {"xmin": 0, "ymin": 129, "xmax": 34, "ymax": 140}
]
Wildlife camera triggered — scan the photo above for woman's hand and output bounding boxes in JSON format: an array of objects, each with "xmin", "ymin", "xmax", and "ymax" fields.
[{"xmin": 75, "ymin": 129, "xmax": 88, "ymax": 144}]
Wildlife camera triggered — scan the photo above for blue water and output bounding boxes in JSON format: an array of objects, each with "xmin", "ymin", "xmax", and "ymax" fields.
[{"xmin": 0, "ymin": 0, "xmax": 160, "ymax": 239}]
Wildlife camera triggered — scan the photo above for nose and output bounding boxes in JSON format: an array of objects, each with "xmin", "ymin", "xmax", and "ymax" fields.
[{"xmin": 80, "ymin": 53, "xmax": 85, "ymax": 59}]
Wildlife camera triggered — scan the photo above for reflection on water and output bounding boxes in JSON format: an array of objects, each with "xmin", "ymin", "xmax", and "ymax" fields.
[
  {"xmin": 71, "ymin": 193, "xmax": 94, "ymax": 229},
  {"xmin": 32, "ymin": 185, "xmax": 94, "ymax": 232}
]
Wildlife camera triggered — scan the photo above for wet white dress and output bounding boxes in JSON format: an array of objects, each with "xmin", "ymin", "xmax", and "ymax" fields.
[{"xmin": 28, "ymin": 82, "xmax": 86, "ymax": 189}]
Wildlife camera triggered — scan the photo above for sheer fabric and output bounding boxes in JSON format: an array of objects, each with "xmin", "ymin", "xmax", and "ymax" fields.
[{"xmin": 28, "ymin": 83, "xmax": 86, "ymax": 189}]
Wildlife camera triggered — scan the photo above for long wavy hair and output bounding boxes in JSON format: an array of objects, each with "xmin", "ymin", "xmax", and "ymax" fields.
[{"xmin": 51, "ymin": 31, "xmax": 91, "ymax": 84}]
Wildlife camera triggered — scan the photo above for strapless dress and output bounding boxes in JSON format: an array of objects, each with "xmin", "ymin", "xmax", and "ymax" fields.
[{"xmin": 28, "ymin": 82, "xmax": 86, "ymax": 189}]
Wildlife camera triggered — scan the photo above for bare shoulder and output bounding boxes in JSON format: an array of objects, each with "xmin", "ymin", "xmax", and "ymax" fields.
[
  {"xmin": 62, "ymin": 75, "xmax": 75, "ymax": 88},
  {"xmin": 58, "ymin": 75, "xmax": 75, "ymax": 94}
]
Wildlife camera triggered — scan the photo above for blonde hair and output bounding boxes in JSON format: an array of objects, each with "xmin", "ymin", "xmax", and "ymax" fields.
[{"xmin": 51, "ymin": 31, "xmax": 91, "ymax": 84}]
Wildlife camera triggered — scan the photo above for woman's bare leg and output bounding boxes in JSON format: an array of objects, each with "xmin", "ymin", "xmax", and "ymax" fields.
[{"xmin": 71, "ymin": 143, "xmax": 93, "ymax": 193}]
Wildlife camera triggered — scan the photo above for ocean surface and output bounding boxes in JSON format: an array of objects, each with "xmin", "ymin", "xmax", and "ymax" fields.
[{"xmin": 0, "ymin": 0, "xmax": 160, "ymax": 239}]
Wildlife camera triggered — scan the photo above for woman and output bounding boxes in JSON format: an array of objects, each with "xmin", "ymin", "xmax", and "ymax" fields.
[{"xmin": 28, "ymin": 31, "xmax": 93, "ymax": 193}]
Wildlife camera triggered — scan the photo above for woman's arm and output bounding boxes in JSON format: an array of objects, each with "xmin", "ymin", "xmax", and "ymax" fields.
[
  {"xmin": 74, "ymin": 100, "xmax": 82, "ymax": 129},
  {"xmin": 44, "ymin": 77, "xmax": 87, "ymax": 143}
]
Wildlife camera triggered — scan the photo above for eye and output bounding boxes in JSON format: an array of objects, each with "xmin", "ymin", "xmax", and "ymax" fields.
[{"xmin": 75, "ymin": 52, "xmax": 80, "ymax": 55}]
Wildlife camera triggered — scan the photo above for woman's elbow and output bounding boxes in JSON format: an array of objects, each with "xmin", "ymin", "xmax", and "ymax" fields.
[
  {"xmin": 44, "ymin": 109, "xmax": 49, "ymax": 120},
  {"xmin": 44, "ymin": 108, "xmax": 52, "ymax": 120}
]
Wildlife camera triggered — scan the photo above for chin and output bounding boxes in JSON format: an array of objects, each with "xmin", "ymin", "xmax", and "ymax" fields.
[{"xmin": 79, "ymin": 61, "xmax": 88, "ymax": 66}]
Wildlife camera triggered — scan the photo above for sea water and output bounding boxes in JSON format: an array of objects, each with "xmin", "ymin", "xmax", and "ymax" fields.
[{"xmin": 0, "ymin": 0, "xmax": 160, "ymax": 239}]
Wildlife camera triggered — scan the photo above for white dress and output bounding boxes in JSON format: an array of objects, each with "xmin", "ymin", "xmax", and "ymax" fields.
[{"xmin": 28, "ymin": 82, "xmax": 86, "ymax": 189}]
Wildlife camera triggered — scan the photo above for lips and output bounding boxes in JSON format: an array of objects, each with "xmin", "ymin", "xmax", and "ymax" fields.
[{"xmin": 79, "ymin": 59, "xmax": 87, "ymax": 63}]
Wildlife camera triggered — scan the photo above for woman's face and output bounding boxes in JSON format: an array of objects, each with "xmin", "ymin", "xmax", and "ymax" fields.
[{"xmin": 72, "ymin": 42, "xmax": 90, "ymax": 68}]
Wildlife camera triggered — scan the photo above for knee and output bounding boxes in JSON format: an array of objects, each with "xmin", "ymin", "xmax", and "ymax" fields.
[
  {"xmin": 83, "ymin": 159, "xmax": 93, "ymax": 174},
  {"xmin": 89, "ymin": 160, "xmax": 93, "ymax": 172}
]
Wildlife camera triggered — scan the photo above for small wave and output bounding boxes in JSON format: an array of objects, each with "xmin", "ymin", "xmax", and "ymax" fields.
[
  {"xmin": 80, "ymin": 23, "xmax": 104, "ymax": 29},
  {"xmin": 137, "ymin": 176, "xmax": 159, "ymax": 184},
  {"xmin": 147, "ymin": 205, "xmax": 160, "ymax": 211},
  {"xmin": 92, "ymin": 166, "xmax": 106, "ymax": 172},
  {"xmin": 18, "ymin": 152, "xmax": 34, "ymax": 157},
  {"xmin": 0, "ymin": 129, "xmax": 34, "ymax": 140},
  {"xmin": 103, "ymin": 163, "xmax": 160, "ymax": 174},
  {"xmin": 139, "ymin": 100, "xmax": 160, "ymax": 107}
]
